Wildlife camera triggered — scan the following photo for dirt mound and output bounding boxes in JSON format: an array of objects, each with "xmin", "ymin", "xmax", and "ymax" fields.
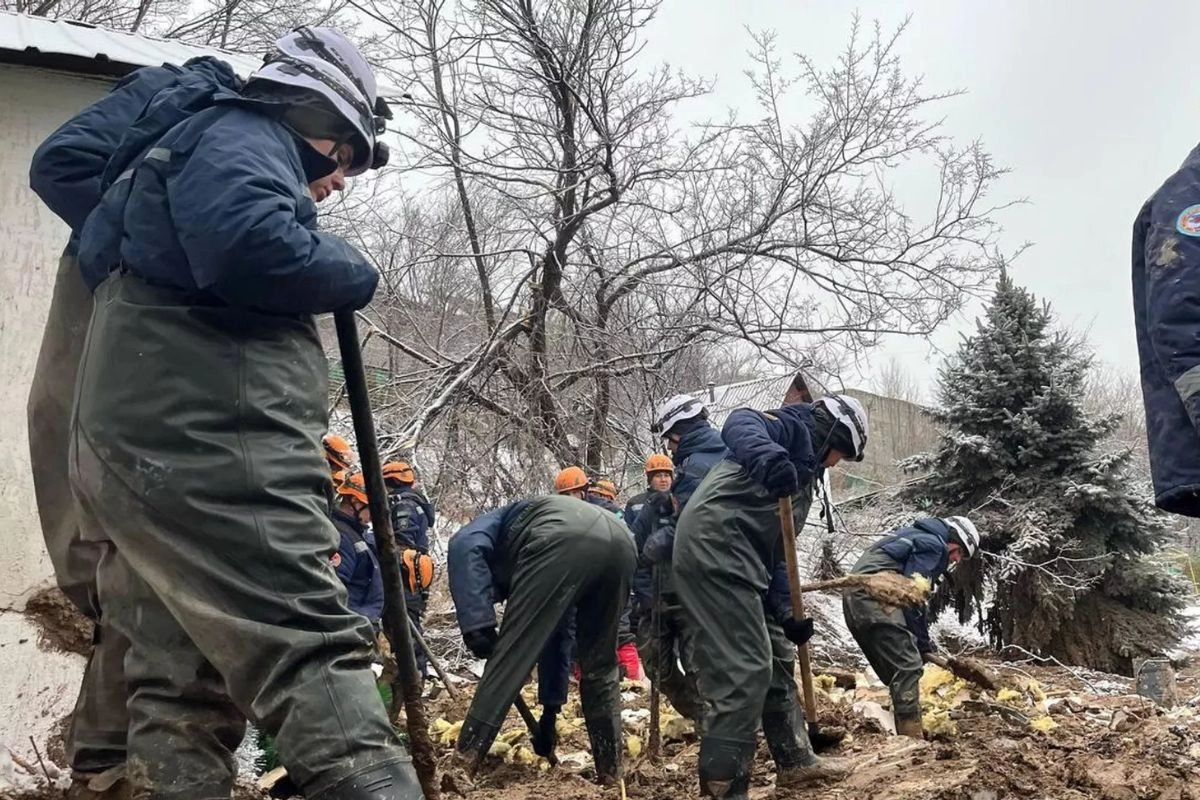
[{"xmin": 22, "ymin": 588, "xmax": 92, "ymax": 656}]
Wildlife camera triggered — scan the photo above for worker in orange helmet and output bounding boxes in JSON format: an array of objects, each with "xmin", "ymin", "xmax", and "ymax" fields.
[
  {"xmin": 554, "ymin": 466, "xmax": 590, "ymax": 499},
  {"xmin": 323, "ymin": 433, "xmax": 355, "ymax": 475},
  {"xmin": 623, "ymin": 453, "xmax": 674, "ymax": 530},
  {"xmin": 381, "ymin": 461, "xmax": 435, "ymax": 681},
  {"xmin": 330, "ymin": 473, "xmax": 384, "ymax": 629}
]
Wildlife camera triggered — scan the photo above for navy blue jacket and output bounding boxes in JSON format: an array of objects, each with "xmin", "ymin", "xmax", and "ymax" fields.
[
  {"xmin": 855, "ymin": 518, "xmax": 953, "ymax": 653},
  {"xmin": 1134, "ymin": 144, "xmax": 1200, "ymax": 516},
  {"xmin": 29, "ymin": 58, "xmax": 239, "ymax": 254},
  {"xmin": 448, "ymin": 500, "xmax": 584, "ymax": 708},
  {"xmin": 623, "ymin": 490, "xmax": 649, "ymax": 532},
  {"xmin": 331, "ymin": 509, "xmax": 385, "ymax": 626},
  {"xmin": 389, "ymin": 487, "xmax": 435, "ymax": 553},
  {"xmin": 586, "ymin": 493, "xmax": 624, "ymax": 519},
  {"xmin": 77, "ymin": 98, "xmax": 378, "ymax": 314},
  {"xmin": 722, "ymin": 404, "xmax": 823, "ymax": 622},
  {"xmin": 631, "ymin": 423, "xmax": 727, "ymax": 616}
]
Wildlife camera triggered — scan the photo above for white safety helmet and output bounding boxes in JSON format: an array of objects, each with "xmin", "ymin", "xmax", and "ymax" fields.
[
  {"xmin": 251, "ymin": 26, "xmax": 391, "ymax": 176},
  {"xmin": 814, "ymin": 394, "xmax": 869, "ymax": 462},
  {"xmin": 650, "ymin": 394, "xmax": 706, "ymax": 437},
  {"xmin": 944, "ymin": 516, "xmax": 981, "ymax": 559}
]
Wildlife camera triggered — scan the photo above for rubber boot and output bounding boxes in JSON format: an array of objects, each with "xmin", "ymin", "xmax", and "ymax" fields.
[
  {"xmin": 697, "ymin": 737, "xmax": 755, "ymax": 800},
  {"xmin": 307, "ymin": 759, "xmax": 423, "ymax": 800},
  {"xmin": 763, "ymin": 709, "xmax": 851, "ymax": 788},
  {"xmin": 455, "ymin": 715, "xmax": 501, "ymax": 769},
  {"xmin": 585, "ymin": 713, "xmax": 623, "ymax": 786},
  {"xmin": 894, "ymin": 714, "xmax": 924, "ymax": 739}
]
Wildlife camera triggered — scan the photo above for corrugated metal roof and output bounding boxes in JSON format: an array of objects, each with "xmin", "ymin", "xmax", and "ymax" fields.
[
  {"xmin": 694, "ymin": 374, "xmax": 797, "ymax": 427},
  {"xmin": 0, "ymin": 11, "xmax": 264, "ymax": 77}
]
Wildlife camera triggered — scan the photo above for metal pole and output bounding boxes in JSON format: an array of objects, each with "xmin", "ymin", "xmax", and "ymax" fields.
[{"xmin": 334, "ymin": 310, "xmax": 438, "ymax": 799}]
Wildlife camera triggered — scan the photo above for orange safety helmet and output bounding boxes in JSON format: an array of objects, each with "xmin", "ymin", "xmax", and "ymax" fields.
[
  {"xmin": 592, "ymin": 479, "xmax": 618, "ymax": 501},
  {"xmin": 323, "ymin": 434, "xmax": 355, "ymax": 471},
  {"xmin": 645, "ymin": 453, "xmax": 674, "ymax": 476},
  {"xmin": 382, "ymin": 461, "xmax": 416, "ymax": 485},
  {"xmin": 554, "ymin": 466, "xmax": 589, "ymax": 494},
  {"xmin": 335, "ymin": 471, "xmax": 369, "ymax": 505}
]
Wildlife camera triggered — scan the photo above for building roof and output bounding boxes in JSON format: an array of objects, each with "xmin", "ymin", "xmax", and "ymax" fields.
[{"xmin": 0, "ymin": 10, "xmax": 265, "ymax": 78}]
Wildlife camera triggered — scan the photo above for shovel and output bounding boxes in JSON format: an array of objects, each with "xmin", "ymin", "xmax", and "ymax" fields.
[
  {"xmin": 334, "ymin": 310, "xmax": 439, "ymax": 797},
  {"xmin": 465, "ymin": 662, "xmax": 559, "ymax": 767},
  {"xmin": 778, "ymin": 496, "xmax": 844, "ymax": 751}
]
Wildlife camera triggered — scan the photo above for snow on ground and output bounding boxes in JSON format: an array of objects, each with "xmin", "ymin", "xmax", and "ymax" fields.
[{"xmin": 0, "ymin": 611, "xmax": 81, "ymax": 786}]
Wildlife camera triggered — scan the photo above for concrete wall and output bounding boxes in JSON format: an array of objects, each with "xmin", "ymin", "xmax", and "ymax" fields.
[
  {"xmin": 0, "ymin": 64, "xmax": 108, "ymax": 608},
  {"xmin": 835, "ymin": 388, "xmax": 938, "ymax": 494}
]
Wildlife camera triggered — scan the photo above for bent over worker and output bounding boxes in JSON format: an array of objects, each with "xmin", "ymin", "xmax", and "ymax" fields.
[
  {"xmin": 447, "ymin": 495, "xmax": 636, "ymax": 784},
  {"xmin": 67, "ymin": 26, "xmax": 421, "ymax": 800},
  {"xmin": 674, "ymin": 395, "xmax": 869, "ymax": 799},
  {"xmin": 843, "ymin": 516, "xmax": 981, "ymax": 738}
]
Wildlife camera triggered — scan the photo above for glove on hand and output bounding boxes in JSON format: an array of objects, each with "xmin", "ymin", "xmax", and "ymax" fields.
[
  {"xmin": 463, "ymin": 626, "xmax": 498, "ymax": 659},
  {"xmin": 781, "ymin": 615, "xmax": 815, "ymax": 646},
  {"xmin": 642, "ymin": 527, "xmax": 674, "ymax": 565},
  {"xmin": 532, "ymin": 705, "xmax": 560, "ymax": 759},
  {"xmin": 757, "ymin": 455, "xmax": 799, "ymax": 498}
]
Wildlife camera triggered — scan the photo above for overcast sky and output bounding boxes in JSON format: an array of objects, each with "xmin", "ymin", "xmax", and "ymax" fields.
[{"xmin": 639, "ymin": 0, "xmax": 1198, "ymax": 398}]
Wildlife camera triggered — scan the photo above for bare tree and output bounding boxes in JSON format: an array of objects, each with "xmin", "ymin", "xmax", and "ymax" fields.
[
  {"xmin": 328, "ymin": 2, "xmax": 1011, "ymax": 505},
  {"xmin": 3, "ymin": 0, "xmax": 185, "ymax": 32}
]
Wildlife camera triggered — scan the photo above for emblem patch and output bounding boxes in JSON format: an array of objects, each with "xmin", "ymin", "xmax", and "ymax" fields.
[{"xmin": 1177, "ymin": 205, "xmax": 1200, "ymax": 236}]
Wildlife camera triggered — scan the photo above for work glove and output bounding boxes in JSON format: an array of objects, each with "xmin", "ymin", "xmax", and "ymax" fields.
[
  {"xmin": 781, "ymin": 615, "xmax": 815, "ymax": 646},
  {"xmin": 532, "ymin": 704, "xmax": 560, "ymax": 760},
  {"xmin": 463, "ymin": 626, "xmax": 499, "ymax": 659},
  {"xmin": 642, "ymin": 527, "xmax": 674, "ymax": 565},
  {"xmin": 756, "ymin": 454, "xmax": 799, "ymax": 498}
]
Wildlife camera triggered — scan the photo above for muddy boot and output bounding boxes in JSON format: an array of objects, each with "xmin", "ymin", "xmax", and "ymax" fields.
[
  {"xmin": 455, "ymin": 716, "xmax": 501, "ymax": 771},
  {"xmin": 763, "ymin": 709, "xmax": 851, "ymax": 788},
  {"xmin": 306, "ymin": 759, "xmax": 422, "ymax": 800},
  {"xmin": 67, "ymin": 767, "xmax": 129, "ymax": 800},
  {"xmin": 585, "ymin": 713, "xmax": 623, "ymax": 786},
  {"xmin": 698, "ymin": 737, "xmax": 755, "ymax": 800},
  {"xmin": 894, "ymin": 714, "xmax": 924, "ymax": 739}
]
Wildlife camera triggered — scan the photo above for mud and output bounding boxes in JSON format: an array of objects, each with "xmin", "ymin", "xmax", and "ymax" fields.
[
  {"xmin": 3, "ymin": 654, "xmax": 1197, "ymax": 800},
  {"xmin": 22, "ymin": 588, "xmax": 92, "ymax": 657}
]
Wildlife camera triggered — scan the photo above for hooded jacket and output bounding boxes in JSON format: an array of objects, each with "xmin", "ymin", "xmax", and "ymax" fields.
[{"xmin": 76, "ymin": 93, "xmax": 377, "ymax": 314}]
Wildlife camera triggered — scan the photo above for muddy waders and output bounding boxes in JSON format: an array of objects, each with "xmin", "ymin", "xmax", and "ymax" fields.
[
  {"xmin": 69, "ymin": 273, "xmax": 420, "ymax": 800},
  {"xmin": 675, "ymin": 460, "xmax": 847, "ymax": 798},
  {"xmin": 456, "ymin": 496, "xmax": 636, "ymax": 784},
  {"xmin": 28, "ymin": 250, "xmax": 131, "ymax": 788}
]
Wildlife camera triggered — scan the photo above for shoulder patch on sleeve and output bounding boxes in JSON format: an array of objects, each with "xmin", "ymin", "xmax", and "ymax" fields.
[{"xmin": 1177, "ymin": 204, "xmax": 1200, "ymax": 237}]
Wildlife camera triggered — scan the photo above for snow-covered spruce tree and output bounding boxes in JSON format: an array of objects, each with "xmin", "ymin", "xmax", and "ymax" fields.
[{"xmin": 904, "ymin": 273, "xmax": 1189, "ymax": 674}]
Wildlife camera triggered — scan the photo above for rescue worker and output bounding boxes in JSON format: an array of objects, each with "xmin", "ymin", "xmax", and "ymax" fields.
[
  {"xmin": 629, "ymin": 394, "xmax": 726, "ymax": 726},
  {"xmin": 624, "ymin": 453, "xmax": 674, "ymax": 530},
  {"xmin": 332, "ymin": 473, "xmax": 386, "ymax": 629},
  {"xmin": 587, "ymin": 478, "xmax": 624, "ymax": 518},
  {"xmin": 65, "ymin": 26, "xmax": 421, "ymax": 800},
  {"xmin": 579, "ymin": 477, "xmax": 641, "ymax": 680},
  {"xmin": 325, "ymin": 433, "xmax": 356, "ymax": 475},
  {"xmin": 447, "ymin": 495, "xmax": 636, "ymax": 784},
  {"xmin": 674, "ymin": 394, "xmax": 869, "ymax": 798},
  {"xmin": 382, "ymin": 462, "xmax": 436, "ymax": 678},
  {"xmin": 1133, "ymin": 146, "xmax": 1200, "ymax": 516},
  {"xmin": 843, "ymin": 516, "xmax": 981, "ymax": 738},
  {"xmin": 28, "ymin": 54, "xmax": 244, "ymax": 799},
  {"xmin": 554, "ymin": 466, "xmax": 590, "ymax": 499}
]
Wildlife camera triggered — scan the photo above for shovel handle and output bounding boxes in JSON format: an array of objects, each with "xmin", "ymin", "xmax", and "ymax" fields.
[{"xmin": 778, "ymin": 497, "xmax": 818, "ymax": 723}]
